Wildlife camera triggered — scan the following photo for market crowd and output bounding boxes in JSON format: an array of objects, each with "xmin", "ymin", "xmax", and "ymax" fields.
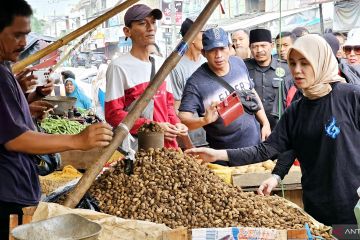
[{"xmin": 1, "ymin": 0, "xmax": 360, "ymax": 237}]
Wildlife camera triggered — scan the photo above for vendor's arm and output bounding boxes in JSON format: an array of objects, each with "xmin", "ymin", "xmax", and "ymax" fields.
[
  {"xmin": 5, "ymin": 123, "xmax": 113, "ymax": 154},
  {"xmin": 105, "ymin": 63, "xmax": 150, "ymax": 134},
  {"xmin": 253, "ymin": 89, "xmax": 271, "ymax": 141}
]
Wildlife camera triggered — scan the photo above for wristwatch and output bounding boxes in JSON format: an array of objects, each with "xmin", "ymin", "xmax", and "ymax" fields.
[{"xmin": 271, "ymin": 174, "xmax": 281, "ymax": 184}]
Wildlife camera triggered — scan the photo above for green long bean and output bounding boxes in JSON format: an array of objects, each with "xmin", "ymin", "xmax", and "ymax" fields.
[{"xmin": 40, "ymin": 117, "xmax": 87, "ymax": 134}]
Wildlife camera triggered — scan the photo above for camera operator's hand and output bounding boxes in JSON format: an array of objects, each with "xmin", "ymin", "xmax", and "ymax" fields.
[
  {"xmin": 15, "ymin": 67, "xmax": 37, "ymax": 93},
  {"xmin": 36, "ymin": 78, "xmax": 54, "ymax": 97}
]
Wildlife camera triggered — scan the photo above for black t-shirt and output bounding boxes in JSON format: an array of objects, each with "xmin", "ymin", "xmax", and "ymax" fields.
[
  {"xmin": 0, "ymin": 63, "xmax": 40, "ymax": 205},
  {"xmin": 227, "ymin": 83, "xmax": 360, "ymax": 225}
]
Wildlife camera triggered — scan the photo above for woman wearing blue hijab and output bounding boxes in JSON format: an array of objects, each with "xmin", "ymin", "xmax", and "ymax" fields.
[{"xmin": 65, "ymin": 78, "xmax": 92, "ymax": 110}]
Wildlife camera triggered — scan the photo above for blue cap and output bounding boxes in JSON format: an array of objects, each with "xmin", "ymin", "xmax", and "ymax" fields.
[{"xmin": 202, "ymin": 28, "xmax": 229, "ymax": 51}]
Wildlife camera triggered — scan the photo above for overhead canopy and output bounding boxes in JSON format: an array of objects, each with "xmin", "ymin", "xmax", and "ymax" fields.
[
  {"xmin": 19, "ymin": 33, "xmax": 57, "ymax": 62},
  {"xmin": 220, "ymin": 6, "xmax": 317, "ymax": 32},
  {"xmin": 333, "ymin": 0, "xmax": 360, "ymax": 32}
]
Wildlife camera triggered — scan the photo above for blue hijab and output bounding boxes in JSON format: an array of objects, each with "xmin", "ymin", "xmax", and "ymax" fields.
[{"xmin": 65, "ymin": 78, "xmax": 92, "ymax": 110}]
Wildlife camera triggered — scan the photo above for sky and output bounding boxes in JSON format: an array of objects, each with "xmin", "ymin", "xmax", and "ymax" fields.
[{"xmin": 26, "ymin": 0, "xmax": 76, "ymax": 19}]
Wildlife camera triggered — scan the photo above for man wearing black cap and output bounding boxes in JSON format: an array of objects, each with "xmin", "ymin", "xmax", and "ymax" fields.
[
  {"xmin": 179, "ymin": 28, "xmax": 270, "ymax": 165},
  {"xmin": 245, "ymin": 28, "xmax": 293, "ymax": 129},
  {"xmin": 105, "ymin": 4, "xmax": 188, "ymax": 148},
  {"xmin": 170, "ymin": 18, "xmax": 209, "ymax": 147}
]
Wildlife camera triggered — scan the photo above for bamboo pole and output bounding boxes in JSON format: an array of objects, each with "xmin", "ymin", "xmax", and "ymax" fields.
[
  {"xmin": 12, "ymin": 0, "xmax": 140, "ymax": 74},
  {"xmin": 63, "ymin": 0, "xmax": 222, "ymax": 208},
  {"xmin": 52, "ymin": 29, "xmax": 96, "ymax": 71}
]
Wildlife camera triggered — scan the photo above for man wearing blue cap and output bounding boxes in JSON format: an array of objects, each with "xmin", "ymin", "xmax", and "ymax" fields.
[
  {"xmin": 105, "ymin": 4, "xmax": 188, "ymax": 148},
  {"xmin": 179, "ymin": 28, "xmax": 270, "ymax": 165}
]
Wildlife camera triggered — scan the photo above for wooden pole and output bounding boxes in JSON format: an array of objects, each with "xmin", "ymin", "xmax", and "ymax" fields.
[
  {"xmin": 12, "ymin": 0, "xmax": 140, "ymax": 74},
  {"xmin": 63, "ymin": 0, "xmax": 222, "ymax": 208}
]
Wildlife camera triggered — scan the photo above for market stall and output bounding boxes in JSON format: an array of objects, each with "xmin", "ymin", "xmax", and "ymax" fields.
[
  {"xmin": 11, "ymin": 147, "xmax": 331, "ymax": 239},
  {"xmin": 207, "ymin": 161, "xmax": 303, "ymax": 209}
]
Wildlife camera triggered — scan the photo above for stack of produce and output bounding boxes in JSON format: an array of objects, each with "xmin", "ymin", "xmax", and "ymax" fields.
[
  {"xmin": 231, "ymin": 160, "xmax": 301, "ymax": 174},
  {"xmin": 40, "ymin": 165, "xmax": 82, "ymax": 195},
  {"xmin": 89, "ymin": 148, "xmax": 331, "ymax": 238},
  {"xmin": 40, "ymin": 117, "xmax": 86, "ymax": 134}
]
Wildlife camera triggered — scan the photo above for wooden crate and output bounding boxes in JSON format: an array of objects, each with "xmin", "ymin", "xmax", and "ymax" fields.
[
  {"xmin": 232, "ymin": 171, "xmax": 304, "ymax": 209},
  {"xmin": 232, "ymin": 170, "xmax": 301, "ymax": 188}
]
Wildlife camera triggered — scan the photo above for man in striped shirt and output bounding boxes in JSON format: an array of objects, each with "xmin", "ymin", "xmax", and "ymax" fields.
[{"xmin": 105, "ymin": 4, "xmax": 188, "ymax": 148}]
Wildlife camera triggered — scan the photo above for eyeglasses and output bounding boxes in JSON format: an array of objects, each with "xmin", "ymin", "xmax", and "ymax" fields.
[{"xmin": 343, "ymin": 45, "xmax": 360, "ymax": 55}]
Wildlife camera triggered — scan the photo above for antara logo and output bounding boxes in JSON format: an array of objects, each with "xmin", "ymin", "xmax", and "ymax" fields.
[{"xmin": 325, "ymin": 116, "xmax": 340, "ymax": 139}]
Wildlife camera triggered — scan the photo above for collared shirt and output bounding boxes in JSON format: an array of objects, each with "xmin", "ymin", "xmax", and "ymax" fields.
[{"xmin": 245, "ymin": 57, "xmax": 293, "ymax": 118}]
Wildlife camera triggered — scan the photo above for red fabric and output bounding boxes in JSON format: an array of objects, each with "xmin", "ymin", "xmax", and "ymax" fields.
[
  {"xmin": 105, "ymin": 81, "xmax": 179, "ymax": 148},
  {"xmin": 33, "ymin": 53, "xmax": 59, "ymax": 70},
  {"xmin": 286, "ymin": 86, "xmax": 298, "ymax": 108}
]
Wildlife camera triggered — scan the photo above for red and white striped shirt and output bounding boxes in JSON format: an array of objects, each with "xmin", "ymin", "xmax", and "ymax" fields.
[{"xmin": 105, "ymin": 53, "xmax": 179, "ymax": 148}]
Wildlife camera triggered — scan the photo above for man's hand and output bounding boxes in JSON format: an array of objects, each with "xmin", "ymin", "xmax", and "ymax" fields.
[
  {"xmin": 185, "ymin": 147, "xmax": 228, "ymax": 163},
  {"xmin": 261, "ymin": 124, "xmax": 271, "ymax": 141},
  {"xmin": 203, "ymin": 102, "xmax": 219, "ymax": 125},
  {"xmin": 74, "ymin": 123, "xmax": 113, "ymax": 150},
  {"xmin": 175, "ymin": 122, "xmax": 188, "ymax": 136},
  {"xmin": 158, "ymin": 122, "xmax": 179, "ymax": 141},
  {"xmin": 15, "ymin": 68, "xmax": 37, "ymax": 93},
  {"xmin": 29, "ymin": 101, "xmax": 54, "ymax": 120},
  {"xmin": 257, "ymin": 176, "xmax": 279, "ymax": 196},
  {"xmin": 36, "ymin": 78, "xmax": 55, "ymax": 96}
]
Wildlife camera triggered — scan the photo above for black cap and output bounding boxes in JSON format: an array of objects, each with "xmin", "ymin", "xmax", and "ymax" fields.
[
  {"xmin": 249, "ymin": 29, "xmax": 272, "ymax": 44},
  {"xmin": 124, "ymin": 4, "xmax": 162, "ymax": 27},
  {"xmin": 180, "ymin": 18, "xmax": 193, "ymax": 37},
  {"xmin": 179, "ymin": 17, "xmax": 218, "ymax": 37}
]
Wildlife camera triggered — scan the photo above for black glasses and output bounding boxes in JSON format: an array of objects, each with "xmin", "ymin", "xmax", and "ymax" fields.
[{"xmin": 343, "ymin": 45, "xmax": 360, "ymax": 55}]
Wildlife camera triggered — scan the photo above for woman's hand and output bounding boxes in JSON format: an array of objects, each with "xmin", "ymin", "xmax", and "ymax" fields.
[
  {"xmin": 257, "ymin": 175, "xmax": 279, "ymax": 196},
  {"xmin": 185, "ymin": 147, "xmax": 228, "ymax": 163}
]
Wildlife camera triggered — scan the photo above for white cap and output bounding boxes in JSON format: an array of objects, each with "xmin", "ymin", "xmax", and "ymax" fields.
[
  {"xmin": 357, "ymin": 187, "xmax": 360, "ymax": 198},
  {"xmin": 344, "ymin": 28, "xmax": 360, "ymax": 46}
]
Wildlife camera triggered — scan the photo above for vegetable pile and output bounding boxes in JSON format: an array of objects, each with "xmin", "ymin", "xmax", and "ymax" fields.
[{"xmin": 40, "ymin": 117, "xmax": 86, "ymax": 134}]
